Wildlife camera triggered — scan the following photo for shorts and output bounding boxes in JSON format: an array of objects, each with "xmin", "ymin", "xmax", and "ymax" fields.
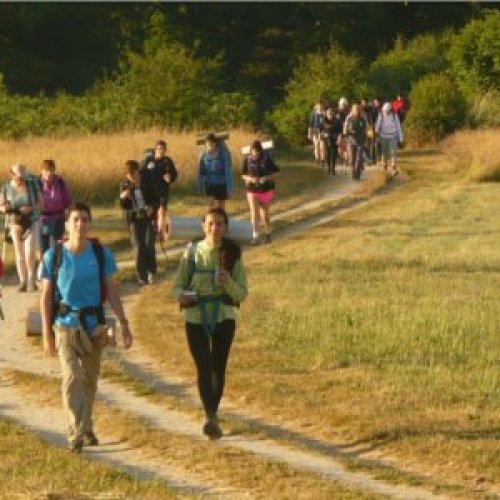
[
  {"xmin": 247, "ymin": 190, "xmax": 274, "ymax": 206},
  {"xmin": 205, "ymin": 184, "xmax": 228, "ymax": 201}
]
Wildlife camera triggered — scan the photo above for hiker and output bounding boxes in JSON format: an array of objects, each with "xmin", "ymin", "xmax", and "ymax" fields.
[
  {"xmin": 307, "ymin": 101, "xmax": 326, "ymax": 166},
  {"xmin": 320, "ymin": 107, "xmax": 343, "ymax": 175},
  {"xmin": 376, "ymin": 102, "xmax": 404, "ymax": 175},
  {"xmin": 173, "ymin": 207, "xmax": 247, "ymax": 439},
  {"xmin": 120, "ymin": 160, "xmax": 156, "ymax": 286},
  {"xmin": 39, "ymin": 160, "xmax": 72, "ymax": 257},
  {"xmin": 337, "ymin": 97, "xmax": 351, "ymax": 166},
  {"xmin": 140, "ymin": 140, "xmax": 178, "ymax": 244},
  {"xmin": 344, "ymin": 104, "xmax": 368, "ymax": 181},
  {"xmin": 40, "ymin": 201, "xmax": 133, "ymax": 453},
  {"xmin": 0, "ymin": 164, "xmax": 41, "ymax": 292},
  {"xmin": 241, "ymin": 140, "xmax": 280, "ymax": 244},
  {"xmin": 197, "ymin": 133, "xmax": 233, "ymax": 210},
  {"xmin": 392, "ymin": 93, "xmax": 410, "ymax": 125}
]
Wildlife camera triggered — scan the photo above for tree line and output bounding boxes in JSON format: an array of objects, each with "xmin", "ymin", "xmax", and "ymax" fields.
[{"xmin": 0, "ymin": 3, "xmax": 497, "ymax": 143}]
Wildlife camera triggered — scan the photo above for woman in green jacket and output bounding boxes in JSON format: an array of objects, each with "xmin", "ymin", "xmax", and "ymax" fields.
[{"xmin": 173, "ymin": 207, "xmax": 248, "ymax": 439}]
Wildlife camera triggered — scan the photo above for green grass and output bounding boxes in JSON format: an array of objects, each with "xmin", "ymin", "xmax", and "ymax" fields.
[
  {"xmin": 0, "ymin": 419, "xmax": 177, "ymax": 499},
  {"xmin": 130, "ymin": 148, "xmax": 500, "ymax": 492}
]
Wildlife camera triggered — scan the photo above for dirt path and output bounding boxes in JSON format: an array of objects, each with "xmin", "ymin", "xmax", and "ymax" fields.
[{"xmin": 0, "ymin": 165, "xmax": 451, "ymax": 499}]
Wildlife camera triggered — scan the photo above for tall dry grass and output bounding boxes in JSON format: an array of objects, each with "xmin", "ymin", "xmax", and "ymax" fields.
[
  {"xmin": 0, "ymin": 128, "xmax": 257, "ymax": 204},
  {"xmin": 442, "ymin": 128, "xmax": 500, "ymax": 182}
]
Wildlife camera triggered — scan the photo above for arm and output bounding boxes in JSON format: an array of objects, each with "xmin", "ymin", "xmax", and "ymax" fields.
[
  {"xmin": 105, "ymin": 274, "xmax": 132, "ymax": 349},
  {"xmin": 221, "ymin": 259, "xmax": 248, "ymax": 304},
  {"xmin": 395, "ymin": 115, "xmax": 404, "ymax": 143},
  {"xmin": 172, "ymin": 249, "xmax": 197, "ymax": 307},
  {"xmin": 40, "ymin": 278, "xmax": 56, "ymax": 356}
]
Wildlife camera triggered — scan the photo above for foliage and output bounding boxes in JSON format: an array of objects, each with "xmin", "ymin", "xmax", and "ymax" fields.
[
  {"xmin": 449, "ymin": 10, "xmax": 500, "ymax": 97},
  {"xmin": 405, "ymin": 73, "xmax": 466, "ymax": 144},
  {"xmin": 270, "ymin": 45, "xmax": 362, "ymax": 145},
  {"xmin": 367, "ymin": 32, "xmax": 452, "ymax": 99},
  {"xmin": 469, "ymin": 90, "xmax": 500, "ymax": 128}
]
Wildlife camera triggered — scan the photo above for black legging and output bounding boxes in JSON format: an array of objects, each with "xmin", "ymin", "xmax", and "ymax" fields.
[{"xmin": 185, "ymin": 320, "xmax": 235, "ymax": 415}]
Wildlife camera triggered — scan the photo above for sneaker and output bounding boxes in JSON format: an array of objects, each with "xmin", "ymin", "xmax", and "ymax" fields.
[
  {"xmin": 27, "ymin": 282, "xmax": 38, "ymax": 292},
  {"xmin": 147, "ymin": 272, "xmax": 155, "ymax": 285},
  {"xmin": 137, "ymin": 278, "xmax": 147, "ymax": 287},
  {"xmin": 249, "ymin": 237, "xmax": 260, "ymax": 246},
  {"xmin": 84, "ymin": 431, "xmax": 99, "ymax": 446},
  {"xmin": 263, "ymin": 234, "xmax": 272, "ymax": 244},
  {"xmin": 17, "ymin": 283, "xmax": 27, "ymax": 293},
  {"xmin": 68, "ymin": 437, "xmax": 84, "ymax": 453},
  {"xmin": 203, "ymin": 421, "xmax": 223, "ymax": 440}
]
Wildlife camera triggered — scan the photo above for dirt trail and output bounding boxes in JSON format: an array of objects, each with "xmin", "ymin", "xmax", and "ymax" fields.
[{"xmin": 0, "ymin": 165, "xmax": 451, "ymax": 499}]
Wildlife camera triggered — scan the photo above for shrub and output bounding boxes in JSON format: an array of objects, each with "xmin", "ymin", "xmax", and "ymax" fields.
[
  {"xmin": 367, "ymin": 32, "xmax": 452, "ymax": 100},
  {"xmin": 405, "ymin": 73, "xmax": 466, "ymax": 144},
  {"xmin": 469, "ymin": 90, "xmax": 500, "ymax": 128},
  {"xmin": 270, "ymin": 45, "xmax": 362, "ymax": 145},
  {"xmin": 449, "ymin": 10, "xmax": 500, "ymax": 97}
]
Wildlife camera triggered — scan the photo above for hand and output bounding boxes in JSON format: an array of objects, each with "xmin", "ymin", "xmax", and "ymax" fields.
[
  {"xmin": 179, "ymin": 293, "xmax": 196, "ymax": 307},
  {"xmin": 19, "ymin": 206, "xmax": 32, "ymax": 215},
  {"xmin": 164, "ymin": 173, "xmax": 171, "ymax": 183},
  {"xmin": 217, "ymin": 267, "xmax": 229, "ymax": 286},
  {"xmin": 3, "ymin": 201, "xmax": 11, "ymax": 213},
  {"xmin": 121, "ymin": 325, "xmax": 133, "ymax": 349},
  {"xmin": 43, "ymin": 333, "xmax": 57, "ymax": 357}
]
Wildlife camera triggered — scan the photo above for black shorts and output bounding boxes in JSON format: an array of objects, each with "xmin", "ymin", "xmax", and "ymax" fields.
[{"xmin": 205, "ymin": 184, "xmax": 228, "ymax": 201}]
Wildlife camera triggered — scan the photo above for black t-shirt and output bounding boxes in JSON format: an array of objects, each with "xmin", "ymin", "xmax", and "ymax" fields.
[
  {"xmin": 241, "ymin": 155, "xmax": 279, "ymax": 193},
  {"xmin": 139, "ymin": 156, "xmax": 177, "ymax": 207}
]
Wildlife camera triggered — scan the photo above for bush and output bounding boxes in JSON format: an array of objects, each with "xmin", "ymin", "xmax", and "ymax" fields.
[
  {"xmin": 469, "ymin": 90, "xmax": 500, "ymax": 128},
  {"xmin": 405, "ymin": 73, "xmax": 466, "ymax": 144},
  {"xmin": 367, "ymin": 32, "xmax": 452, "ymax": 100},
  {"xmin": 449, "ymin": 11, "xmax": 500, "ymax": 97},
  {"xmin": 270, "ymin": 45, "xmax": 362, "ymax": 145}
]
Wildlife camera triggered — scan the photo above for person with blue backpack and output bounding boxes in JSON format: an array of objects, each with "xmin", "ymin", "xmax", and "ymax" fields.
[
  {"xmin": 197, "ymin": 133, "xmax": 233, "ymax": 210},
  {"xmin": 173, "ymin": 207, "xmax": 247, "ymax": 439}
]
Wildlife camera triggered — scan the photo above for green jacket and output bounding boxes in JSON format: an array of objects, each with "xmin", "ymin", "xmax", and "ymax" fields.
[{"xmin": 172, "ymin": 239, "xmax": 248, "ymax": 325}]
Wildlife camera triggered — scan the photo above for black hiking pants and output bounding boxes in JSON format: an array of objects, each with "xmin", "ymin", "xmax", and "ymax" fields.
[
  {"xmin": 185, "ymin": 320, "xmax": 235, "ymax": 415},
  {"xmin": 129, "ymin": 217, "xmax": 156, "ymax": 281},
  {"xmin": 325, "ymin": 141, "xmax": 339, "ymax": 174},
  {"xmin": 350, "ymin": 144, "xmax": 364, "ymax": 180}
]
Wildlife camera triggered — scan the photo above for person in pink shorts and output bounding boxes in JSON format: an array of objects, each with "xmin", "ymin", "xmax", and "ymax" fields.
[{"xmin": 241, "ymin": 140, "xmax": 280, "ymax": 244}]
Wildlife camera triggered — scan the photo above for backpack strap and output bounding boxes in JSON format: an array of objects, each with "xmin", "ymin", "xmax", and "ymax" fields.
[{"xmin": 90, "ymin": 238, "xmax": 106, "ymax": 305}]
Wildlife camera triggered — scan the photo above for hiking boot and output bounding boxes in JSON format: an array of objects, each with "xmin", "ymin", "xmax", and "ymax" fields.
[
  {"xmin": 17, "ymin": 283, "xmax": 27, "ymax": 293},
  {"xmin": 84, "ymin": 431, "xmax": 99, "ymax": 446},
  {"xmin": 68, "ymin": 437, "xmax": 84, "ymax": 453},
  {"xmin": 203, "ymin": 419, "xmax": 223, "ymax": 440}
]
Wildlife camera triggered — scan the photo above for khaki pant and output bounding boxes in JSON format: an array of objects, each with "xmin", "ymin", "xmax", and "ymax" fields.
[{"xmin": 55, "ymin": 326, "xmax": 103, "ymax": 444}]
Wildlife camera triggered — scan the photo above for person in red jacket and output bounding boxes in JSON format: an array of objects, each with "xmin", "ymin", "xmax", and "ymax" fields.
[{"xmin": 392, "ymin": 93, "xmax": 410, "ymax": 125}]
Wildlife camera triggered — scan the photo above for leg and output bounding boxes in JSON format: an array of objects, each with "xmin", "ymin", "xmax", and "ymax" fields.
[
  {"xmin": 145, "ymin": 219, "xmax": 157, "ymax": 276},
  {"xmin": 25, "ymin": 221, "xmax": 39, "ymax": 288},
  {"xmin": 130, "ymin": 220, "xmax": 147, "ymax": 282},
  {"xmin": 11, "ymin": 225, "xmax": 27, "ymax": 288},
  {"xmin": 185, "ymin": 323, "xmax": 217, "ymax": 415},
  {"xmin": 210, "ymin": 320, "xmax": 236, "ymax": 412},
  {"xmin": 246, "ymin": 192, "xmax": 260, "ymax": 243},
  {"xmin": 259, "ymin": 203, "xmax": 272, "ymax": 242},
  {"xmin": 56, "ymin": 328, "xmax": 87, "ymax": 450},
  {"xmin": 80, "ymin": 338, "xmax": 102, "ymax": 438}
]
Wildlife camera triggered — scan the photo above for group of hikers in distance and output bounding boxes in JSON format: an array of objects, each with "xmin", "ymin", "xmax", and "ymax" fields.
[
  {"xmin": 0, "ymin": 132, "xmax": 280, "ymax": 449},
  {"xmin": 308, "ymin": 94, "xmax": 407, "ymax": 179}
]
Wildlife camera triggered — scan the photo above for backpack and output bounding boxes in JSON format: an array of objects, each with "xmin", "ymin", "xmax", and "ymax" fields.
[{"xmin": 51, "ymin": 238, "xmax": 106, "ymax": 326}]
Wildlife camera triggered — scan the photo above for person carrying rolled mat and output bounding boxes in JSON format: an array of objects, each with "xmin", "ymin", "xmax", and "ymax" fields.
[
  {"xmin": 197, "ymin": 133, "xmax": 233, "ymax": 211},
  {"xmin": 0, "ymin": 164, "xmax": 41, "ymax": 292},
  {"xmin": 173, "ymin": 207, "xmax": 247, "ymax": 440},
  {"xmin": 241, "ymin": 140, "xmax": 280, "ymax": 244}
]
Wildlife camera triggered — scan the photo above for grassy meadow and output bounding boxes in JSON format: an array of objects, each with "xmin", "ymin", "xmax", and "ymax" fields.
[
  {"xmin": 132, "ymin": 130, "xmax": 500, "ymax": 492},
  {"xmin": 0, "ymin": 128, "xmax": 326, "ymax": 266}
]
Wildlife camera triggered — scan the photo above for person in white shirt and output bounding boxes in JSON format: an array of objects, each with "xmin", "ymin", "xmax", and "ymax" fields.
[{"xmin": 375, "ymin": 102, "xmax": 404, "ymax": 175}]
